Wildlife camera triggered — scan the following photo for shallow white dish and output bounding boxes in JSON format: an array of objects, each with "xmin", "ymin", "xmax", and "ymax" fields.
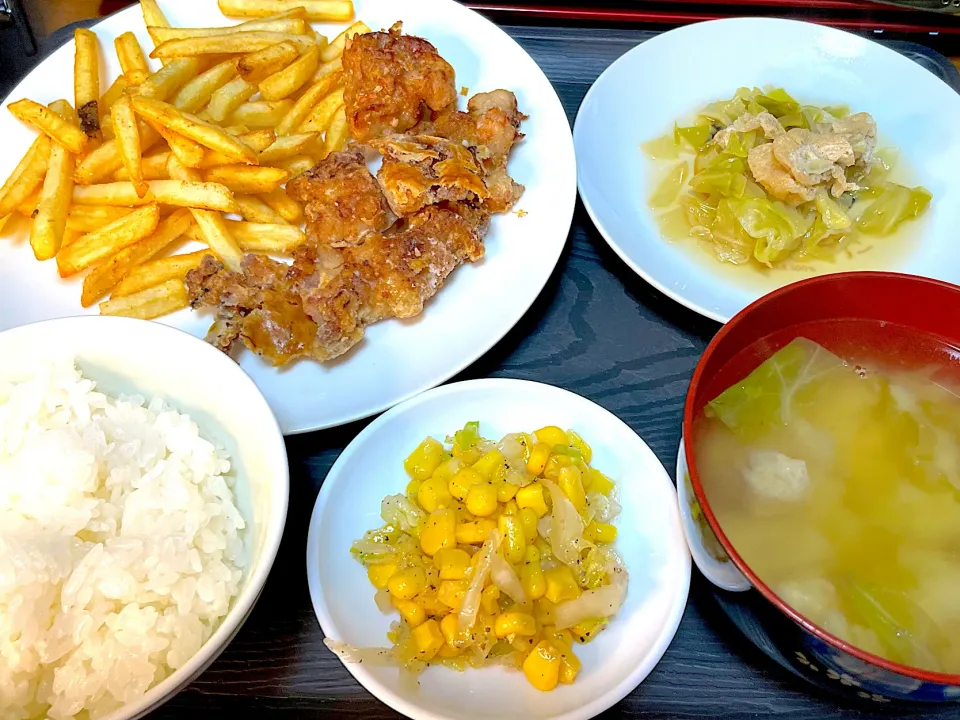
[
  {"xmin": 0, "ymin": 0, "xmax": 576, "ymax": 434},
  {"xmin": 307, "ymin": 378, "xmax": 690, "ymax": 720},
  {"xmin": 574, "ymin": 17, "xmax": 960, "ymax": 323},
  {"xmin": 0, "ymin": 316, "xmax": 289, "ymax": 720}
]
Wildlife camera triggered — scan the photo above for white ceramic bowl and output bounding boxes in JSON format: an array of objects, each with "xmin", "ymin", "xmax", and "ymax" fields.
[
  {"xmin": 0, "ymin": 316, "xmax": 289, "ymax": 720},
  {"xmin": 574, "ymin": 17, "xmax": 960, "ymax": 322},
  {"xmin": 307, "ymin": 378, "xmax": 690, "ymax": 720}
]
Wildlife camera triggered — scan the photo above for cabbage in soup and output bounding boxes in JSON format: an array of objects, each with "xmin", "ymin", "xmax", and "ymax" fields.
[{"xmin": 694, "ymin": 337, "xmax": 960, "ymax": 673}]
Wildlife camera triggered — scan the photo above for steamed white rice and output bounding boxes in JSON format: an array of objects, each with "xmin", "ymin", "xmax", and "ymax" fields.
[{"xmin": 0, "ymin": 359, "xmax": 247, "ymax": 720}]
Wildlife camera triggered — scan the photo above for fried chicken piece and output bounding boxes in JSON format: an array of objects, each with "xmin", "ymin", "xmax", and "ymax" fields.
[
  {"xmin": 342, "ymin": 21, "xmax": 457, "ymax": 143},
  {"xmin": 286, "ymin": 150, "xmax": 394, "ymax": 247},
  {"xmin": 370, "ymin": 134, "xmax": 487, "ymax": 216},
  {"xmin": 747, "ymin": 143, "xmax": 815, "ymax": 205}
]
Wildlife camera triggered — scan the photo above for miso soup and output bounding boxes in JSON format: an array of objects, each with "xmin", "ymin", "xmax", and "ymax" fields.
[{"xmin": 694, "ymin": 335, "xmax": 960, "ymax": 673}]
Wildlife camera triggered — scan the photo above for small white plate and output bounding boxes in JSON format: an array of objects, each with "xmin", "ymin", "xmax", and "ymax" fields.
[
  {"xmin": 307, "ymin": 379, "xmax": 690, "ymax": 720},
  {"xmin": 574, "ymin": 17, "xmax": 960, "ymax": 323},
  {"xmin": 0, "ymin": 0, "xmax": 576, "ymax": 434}
]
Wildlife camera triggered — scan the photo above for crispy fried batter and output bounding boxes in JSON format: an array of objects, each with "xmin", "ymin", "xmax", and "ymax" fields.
[
  {"xmin": 342, "ymin": 21, "xmax": 457, "ymax": 143},
  {"xmin": 286, "ymin": 150, "xmax": 395, "ymax": 247}
]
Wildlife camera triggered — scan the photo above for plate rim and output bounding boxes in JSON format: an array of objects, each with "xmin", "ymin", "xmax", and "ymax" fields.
[
  {"xmin": 0, "ymin": 0, "xmax": 578, "ymax": 435},
  {"xmin": 305, "ymin": 377, "xmax": 692, "ymax": 720}
]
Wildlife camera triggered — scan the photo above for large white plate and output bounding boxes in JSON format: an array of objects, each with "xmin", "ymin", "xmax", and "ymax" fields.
[
  {"xmin": 0, "ymin": 0, "xmax": 575, "ymax": 434},
  {"xmin": 574, "ymin": 18, "xmax": 960, "ymax": 323},
  {"xmin": 307, "ymin": 378, "xmax": 690, "ymax": 720}
]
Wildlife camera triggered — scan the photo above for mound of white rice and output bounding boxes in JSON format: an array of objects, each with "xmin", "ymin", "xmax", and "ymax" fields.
[{"xmin": 0, "ymin": 359, "xmax": 247, "ymax": 720}]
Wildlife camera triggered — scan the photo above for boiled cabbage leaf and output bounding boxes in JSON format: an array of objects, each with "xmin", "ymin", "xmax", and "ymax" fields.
[{"xmin": 856, "ymin": 183, "xmax": 932, "ymax": 236}]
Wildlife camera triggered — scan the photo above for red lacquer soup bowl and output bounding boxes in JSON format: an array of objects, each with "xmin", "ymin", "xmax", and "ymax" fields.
[{"xmin": 682, "ymin": 271, "xmax": 960, "ymax": 703}]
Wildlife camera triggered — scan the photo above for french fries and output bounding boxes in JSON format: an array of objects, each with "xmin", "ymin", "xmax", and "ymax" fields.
[
  {"xmin": 8, "ymin": 99, "xmax": 88, "ymax": 155},
  {"xmin": 321, "ymin": 20, "xmax": 370, "ymax": 63},
  {"xmin": 99, "ymin": 75, "xmax": 130, "ymax": 115},
  {"xmin": 324, "ymin": 110, "xmax": 349, "ymax": 154},
  {"xmin": 260, "ymin": 186, "xmax": 302, "ymax": 224},
  {"xmin": 204, "ymin": 164, "xmax": 289, "ymax": 194},
  {"xmin": 74, "ymin": 180, "xmax": 236, "ymax": 212},
  {"xmin": 238, "ymin": 41, "xmax": 299, "ymax": 84},
  {"xmin": 136, "ymin": 57, "xmax": 204, "ymax": 101},
  {"xmin": 112, "ymin": 250, "xmax": 207, "ymax": 298},
  {"xmin": 31, "ymin": 139, "xmax": 74, "ymax": 261},
  {"xmin": 207, "ymin": 77, "xmax": 257, "ymax": 123},
  {"xmin": 173, "ymin": 59, "xmax": 239, "ymax": 113},
  {"xmin": 223, "ymin": 219, "xmax": 305, "ymax": 252},
  {"xmin": 298, "ymin": 87, "xmax": 343, "ymax": 134},
  {"xmin": 0, "ymin": 135, "xmax": 51, "ymax": 219},
  {"xmin": 115, "ymin": 32, "xmax": 151, "ymax": 85},
  {"xmin": 75, "ymin": 121, "xmax": 161, "ymax": 185},
  {"xmin": 99, "ymin": 278, "xmax": 189, "ymax": 319},
  {"xmin": 152, "ymin": 31, "xmax": 313, "ymax": 59},
  {"xmin": 167, "ymin": 156, "xmax": 244, "ymax": 270},
  {"xmin": 234, "ymin": 193, "xmax": 288, "ymax": 223},
  {"xmin": 259, "ymin": 132, "xmax": 318, "ymax": 163},
  {"xmin": 312, "ymin": 55, "xmax": 342, "ymax": 83},
  {"xmin": 229, "ymin": 99, "xmax": 293, "ymax": 128},
  {"xmin": 259, "ymin": 44, "xmax": 319, "ymax": 101},
  {"xmin": 218, "ymin": 0, "xmax": 355, "ymax": 22},
  {"xmin": 80, "ymin": 207, "xmax": 192, "ymax": 304},
  {"xmin": 58, "ymin": 203, "xmax": 160, "ymax": 278},
  {"xmin": 65, "ymin": 205, "xmax": 133, "ymax": 233},
  {"xmin": 276, "ymin": 71, "xmax": 341, "ymax": 135},
  {"xmin": 139, "ymin": 0, "xmax": 170, "ymax": 28},
  {"xmin": 274, "ymin": 154, "xmax": 314, "ymax": 175},
  {"xmin": 74, "ymin": 29, "xmax": 100, "ymax": 137},
  {"xmin": 132, "ymin": 96, "xmax": 259, "ymax": 164},
  {"xmin": 113, "ymin": 94, "xmax": 148, "ymax": 197},
  {"xmin": 114, "ymin": 152, "xmax": 170, "ymax": 181},
  {"xmin": 145, "ymin": 119, "xmax": 206, "ymax": 168},
  {"xmin": 149, "ymin": 18, "xmax": 309, "ymax": 43},
  {"xmin": 199, "ymin": 128, "xmax": 275, "ymax": 168}
]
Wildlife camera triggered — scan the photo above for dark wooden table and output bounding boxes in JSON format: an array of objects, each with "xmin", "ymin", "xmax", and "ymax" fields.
[{"xmin": 5, "ymin": 20, "xmax": 960, "ymax": 720}]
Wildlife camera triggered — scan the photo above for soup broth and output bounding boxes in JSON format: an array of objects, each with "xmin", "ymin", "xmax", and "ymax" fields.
[{"xmin": 694, "ymin": 334, "xmax": 960, "ymax": 674}]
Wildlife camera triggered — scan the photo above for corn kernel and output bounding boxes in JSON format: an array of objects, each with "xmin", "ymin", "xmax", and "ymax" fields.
[
  {"xmin": 526, "ymin": 443, "xmax": 552, "ymax": 476},
  {"xmin": 405, "ymin": 478, "xmax": 421, "ymax": 499},
  {"xmin": 565, "ymin": 430, "xmax": 592, "ymax": 463},
  {"xmin": 559, "ymin": 648, "xmax": 582, "ymax": 684},
  {"xmin": 472, "ymin": 449, "xmax": 506, "ymax": 479},
  {"xmin": 518, "ymin": 507, "xmax": 539, "ymax": 541},
  {"xmin": 439, "ymin": 612, "xmax": 472, "ymax": 648},
  {"xmin": 455, "ymin": 519, "xmax": 496, "ymax": 545},
  {"xmin": 495, "ymin": 611, "xmax": 537, "ymax": 638},
  {"xmin": 571, "ymin": 617, "xmax": 608, "ymax": 644},
  {"xmin": 520, "ymin": 546, "xmax": 546, "ymax": 600},
  {"xmin": 411, "ymin": 618, "xmax": 444, "ymax": 660},
  {"xmin": 418, "ymin": 589, "xmax": 449, "ymax": 617},
  {"xmin": 498, "ymin": 514, "xmax": 526, "ymax": 564},
  {"xmin": 588, "ymin": 467, "xmax": 616, "ymax": 495},
  {"xmin": 405, "ymin": 437, "xmax": 446, "ymax": 480},
  {"xmin": 420, "ymin": 508, "xmax": 456, "ymax": 556},
  {"xmin": 366, "ymin": 561, "xmax": 398, "ymax": 590},
  {"xmin": 496, "ymin": 479, "xmax": 518, "ymax": 503},
  {"xmin": 436, "ymin": 643, "xmax": 462, "ymax": 658},
  {"xmin": 522, "ymin": 640, "xmax": 562, "ymax": 691},
  {"xmin": 535, "ymin": 597, "xmax": 557, "ymax": 625},
  {"xmin": 434, "ymin": 547, "xmax": 471, "ymax": 580},
  {"xmin": 392, "ymin": 598, "xmax": 426, "ymax": 627},
  {"xmin": 387, "ymin": 566, "xmax": 426, "ymax": 601},
  {"xmin": 437, "ymin": 579, "xmax": 468, "ymax": 611},
  {"xmin": 558, "ymin": 466, "xmax": 586, "ymax": 512},
  {"xmin": 465, "ymin": 482, "xmax": 499, "ymax": 517},
  {"xmin": 544, "ymin": 566, "xmax": 581, "ymax": 603},
  {"xmin": 544, "ymin": 626, "xmax": 574, "ymax": 648},
  {"xmin": 448, "ymin": 467, "xmax": 482, "ymax": 501},
  {"xmin": 534, "ymin": 426, "xmax": 568, "ymax": 447},
  {"xmin": 418, "ymin": 475, "xmax": 453, "ymax": 513},
  {"xmin": 543, "ymin": 454, "xmax": 572, "ymax": 480},
  {"xmin": 480, "ymin": 584, "xmax": 500, "ymax": 615},
  {"xmin": 585, "ymin": 521, "xmax": 618, "ymax": 544},
  {"xmin": 516, "ymin": 483, "xmax": 548, "ymax": 518},
  {"xmin": 504, "ymin": 499, "xmax": 520, "ymax": 515},
  {"xmin": 432, "ymin": 457, "xmax": 463, "ymax": 482}
]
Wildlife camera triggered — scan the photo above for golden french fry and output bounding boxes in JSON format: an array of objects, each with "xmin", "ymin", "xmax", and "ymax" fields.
[
  {"xmin": 274, "ymin": 154, "xmax": 314, "ymax": 175},
  {"xmin": 299, "ymin": 88, "xmax": 343, "ymax": 134},
  {"xmin": 199, "ymin": 128, "xmax": 275, "ymax": 167},
  {"xmin": 8, "ymin": 99, "xmax": 88, "ymax": 155},
  {"xmin": 259, "ymin": 44, "xmax": 319, "ymax": 101},
  {"xmin": 16, "ymin": 189, "xmax": 41, "ymax": 217},
  {"xmin": 30, "ymin": 141, "xmax": 74, "ymax": 261},
  {"xmin": 81, "ymin": 207, "xmax": 192, "ymax": 305},
  {"xmin": 73, "ymin": 180, "xmax": 236, "ymax": 212},
  {"xmin": 173, "ymin": 59, "xmax": 239, "ymax": 113},
  {"xmin": 65, "ymin": 205, "xmax": 134, "ymax": 233},
  {"xmin": 323, "ymin": 108, "xmax": 348, "ymax": 153},
  {"xmin": 259, "ymin": 186, "xmax": 301, "ymax": 224},
  {"xmin": 203, "ymin": 164, "xmax": 289, "ymax": 194},
  {"xmin": 145, "ymin": 119, "xmax": 206, "ymax": 168},
  {"xmin": 75, "ymin": 121, "xmax": 161, "ymax": 185},
  {"xmin": 151, "ymin": 31, "xmax": 313, "ymax": 59},
  {"xmin": 112, "ymin": 250, "xmax": 208, "ymax": 298},
  {"xmin": 149, "ymin": 18, "xmax": 308, "ymax": 43},
  {"xmin": 233, "ymin": 193, "xmax": 288, "ymax": 223},
  {"xmin": 237, "ymin": 41, "xmax": 299, "ymax": 84},
  {"xmin": 0, "ymin": 135, "xmax": 51, "ymax": 218},
  {"xmin": 58, "ymin": 203, "xmax": 159, "ymax": 277},
  {"xmin": 0, "ymin": 215, "xmax": 9, "ymax": 235},
  {"xmin": 132, "ymin": 96, "xmax": 258, "ymax": 164},
  {"xmin": 136, "ymin": 58, "xmax": 204, "ymax": 102},
  {"xmin": 228, "ymin": 99, "xmax": 293, "ymax": 128},
  {"xmin": 218, "ymin": 0, "xmax": 354, "ymax": 22},
  {"xmin": 258, "ymin": 132, "xmax": 317, "ymax": 163},
  {"xmin": 219, "ymin": 219, "xmax": 305, "ymax": 252},
  {"xmin": 312, "ymin": 55, "xmax": 341, "ymax": 83},
  {"xmin": 74, "ymin": 29, "xmax": 100, "ymax": 137},
  {"xmin": 113, "ymin": 94, "xmax": 148, "ymax": 197},
  {"xmin": 321, "ymin": 20, "xmax": 370, "ymax": 63},
  {"xmin": 101, "ymin": 113, "xmax": 115, "ymax": 139},
  {"xmin": 207, "ymin": 77, "xmax": 257, "ymax": 123},
  {"xmin": 140, "ymin": 0, "xmax": 170, "ymax": 27},
  {"xmin": 115, "ymin": 32, "xmax": 151, "ymax": 85},
  {"xmin": 224, "ymin": 124, "xmax": 250, "ymax": 135},
  {"xmin": 99, "ymin": 75, "xmax": 130, "ymax": 115},
  {"xmin": 114, "ymin": 151, "xmax": 170, "ymax": 181},
  {"xmin": 276, "ymin": 70, "xmax": 340, "ymax": 135},
  {"xmin": 100, "ymin": 278, "xmax": 188, "ymax": 319}
]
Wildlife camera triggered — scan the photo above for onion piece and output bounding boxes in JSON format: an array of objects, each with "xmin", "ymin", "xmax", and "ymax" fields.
[
  {"xmin": 554, "ymin": 572, "xmax": 629, "ymax": 630},
  {"xmin": 542, "ymin": 478, "xmax": 593, "ymax": 566},
  {"xmin": 491, "ymin": 551, "xmax": 528, "ymax": 604},
  {"xmin": 374, "ymin": 587, "xmax": 394, "ymax": 614},
  {"xmin": 324, "ymin": 639, "xmax": 398, "ymax": 666},
  {"xmin": 380, "ymin": 494, "xmax": 425, "ymax": 534},
  {"xmin": 458, "ymin": 529, "xmax": 501, "ymax": 633}
]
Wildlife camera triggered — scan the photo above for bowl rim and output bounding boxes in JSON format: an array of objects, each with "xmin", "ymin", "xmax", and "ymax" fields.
[
  {"xmin": 682, "ymin": 270, "xmax": 960, "ymax": 686},
  {"xmin": 0, "ymin": 315, "xmax": 291, "ymax": 720}
]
